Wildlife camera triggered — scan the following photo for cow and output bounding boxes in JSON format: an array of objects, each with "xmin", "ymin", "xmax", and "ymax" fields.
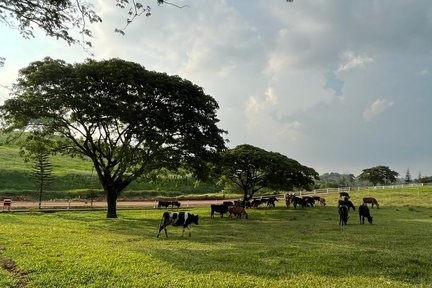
[
  {"xmin": 363, "ymin": 197, "xmax": 380, "ymax": 208},
  {"xmin": 157, "ymin": 201, "xmax": 172, "ymax": 208},
  {"xmin": 359, "ymin": 204, "xmax": 373, "ymax": 224},
  {"xmin": 210, "ymin": 204, "xmax": 229, "ymax": 218},
  {"xmin": 156, "ymin": 211, "xmax": 199, "ymax": 238},
  {"xmin": 228, "ymin": 206, "xmax": 248, "ymax": 219},
  {"xmin": 171, "ymin": 201, "xmax": 181, "ymax": 208},
  {"xmin": 251, "ymin": 199, "xmax": 262, "ymax": 208},
  {"xmin": 302, "ymin": 196, "xmax": 315, "ymax": 207},
  {"xmin": 261, "ymin": 196, "xmax": 278, "ymax": 207},
  {"xmin": 313, "ymin": 196, "xmax": 326, "ymax": 206},
  {"xmin": 339, "ymin": 192, "xmax": 350, "ymax": 199},
  {"xmin": 223, "ymin": 201, "xmax": 234, "ymax": 206},
  {"xmin": 338, "ymin": 205, "xmax": 349, "ymax": 225},
  {"xmin": 285, "ymin": 193, "xmax": 296, "ymax": 208},
  {"xmin": 157, "ymin": 201, "xmax": 180, "ymax": 209},
  {"xmin": 338, "ymin": 199, "xmax": 355, "ymax": 211},
  {"xmin": 292, "ymin": 196, "xmax": 307, "ymax": 209}
]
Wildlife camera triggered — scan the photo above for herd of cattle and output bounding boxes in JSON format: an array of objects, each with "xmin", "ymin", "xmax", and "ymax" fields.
[{"xmin": 156, "ymin": 192, "xmax": 380, "ymax": 238}]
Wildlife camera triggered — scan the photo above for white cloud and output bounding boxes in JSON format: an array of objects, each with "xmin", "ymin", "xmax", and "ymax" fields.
[
  {"xmin": 363, "ymin": 99, "xmax": 394, "ymax": 121},
  {"xmin": 418, "ymin": 69, "xmax": 429, "ymax": 76},
  {"xmin": 337, "ymin": 51, "xmax": 374, "ymax": 72}
]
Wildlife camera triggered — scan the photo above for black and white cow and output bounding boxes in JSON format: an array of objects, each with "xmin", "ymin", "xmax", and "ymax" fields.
[{"xmin": 157, "ymin": 212, "xmax": 199, "ymax": 238}]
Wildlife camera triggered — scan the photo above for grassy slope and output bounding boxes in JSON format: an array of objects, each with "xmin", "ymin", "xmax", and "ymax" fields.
[
  {"xmin": 0, "ymin": 144, "xmax": 221, "ymax": 200},
  {"xmin": 0, "ymin": 187, "xmax": 431, "ymax": 287}
]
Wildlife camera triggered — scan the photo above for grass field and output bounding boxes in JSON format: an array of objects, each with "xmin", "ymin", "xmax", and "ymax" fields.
[{"xmin": 1, "ymin": 187, "xmax": 432, "ymax": 287}]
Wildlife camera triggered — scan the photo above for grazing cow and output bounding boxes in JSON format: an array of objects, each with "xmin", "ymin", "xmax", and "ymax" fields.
[
  {"xmin": 292, "ymin": 196, "xmax": 307, "ymax": 209},
  {"xmin": 251, "ymin": 199, "xmax": 262, "ymax": 208},
  {"xmin": 157, "ymin": 201, "xmax": 171, "ymax": 208},
  {"xmin": 156, "ymin": 211, "xmax": 199, "ymax": 238},
  {"xmin": 223, "ymin": 201, "xmax": 234, "ymax": 206},
  {"xmin": 285, "ymin": 193, "xmax": 296, "ymax": 208},
  {"xmin": 363, "ymin": 197, "xmax": 380, "ymax": 208},
  {"xmin": 157, "ymin": 201, "xmax": 180, "ymax": 209},
  {"xmin": 171, "ymin": 201, "xmax": 181, "ymax": 208},
  {"xmin": 261, "ymin": 196, "xmax": 278, "ymax": 208},
  {"xmin": 210, "ymin": 204, "xmax": 229, "ymax": 218},
  {"xmin": 338, "ymin": 205, "xmax": 349, "ymax": 225},
  {"xmin": 228, "ymin": 206, "xmax": 248, "ymax": 219},
  {"xmin": 313, "ymin": 196, "xmax": 326, "ymax": 206},
  {"xmin": 359, "ymin": 204, "xmax": 373, "ymax": 224},
  {"xmin": 339, "ymin": 192, "xmax": 350, "ymax": 199},
  {"xmin": 338, "ymin": 199, "xmax": 356, "ymax": 211},
  {"xmin": 302, "ymin": 196, "xmax": 315, "ymax": 207}
]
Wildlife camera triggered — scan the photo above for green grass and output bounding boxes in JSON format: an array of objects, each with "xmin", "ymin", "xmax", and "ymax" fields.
[
  {"xmin": 1, "ymin": 187, "xmax": 432, "ymax": 287},
  {"xmin": 0, "ymin": 139, "xmax": 221, "ymax": 200}
]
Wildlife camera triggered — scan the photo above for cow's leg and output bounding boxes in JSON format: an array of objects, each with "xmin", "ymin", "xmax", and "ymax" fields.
[
  {"xmin": 157, "ymin": 224, "xmax": 168, "ymax": 238},
  {"xmin": 157, "ymin": 224, "xmax": 165, "ymax": 238},
  {"xmin": 181, "ymin": 226, "xmax": 191, "ymax": 237}
]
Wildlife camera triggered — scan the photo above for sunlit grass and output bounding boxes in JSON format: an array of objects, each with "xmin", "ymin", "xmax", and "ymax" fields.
[{"xmin": 1, "ymin": 187, "xmax": 432, "ymax": 287}]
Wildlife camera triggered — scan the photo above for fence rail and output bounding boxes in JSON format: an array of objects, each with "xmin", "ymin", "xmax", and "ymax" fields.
[{"xmin": 294, "ymin": 183, "xmax": 428, "ymax": 197}]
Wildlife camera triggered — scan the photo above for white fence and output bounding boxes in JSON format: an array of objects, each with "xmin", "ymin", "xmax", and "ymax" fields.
[{"xmin": 296, "ymin": 183, "xmax": 428, "ymax": 196}]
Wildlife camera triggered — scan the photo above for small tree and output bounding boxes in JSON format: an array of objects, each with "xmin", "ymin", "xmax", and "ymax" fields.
[
  {"xmin": 32, "ymin": 152, "xmax": 52, "ymax": 209},
  {"xmin": 218, "ymin": 144, "xmax": 319, "ymax": 204},
  {"xmin": 405, "ymin": 169, "xmax": 412, "ymax": 184},
  {"xmin": 357, "ymin": 165, "xmax": 399, "ymax": 186},
  {"xmin": 19, "ymin": 133, "xmax": 54, "ymax": 209}
]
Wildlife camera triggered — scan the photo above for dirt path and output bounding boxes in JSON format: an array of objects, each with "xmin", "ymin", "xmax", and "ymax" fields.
[{"xmin": 1, "ymin": 199, "xmax": 237, "ymax": 211}]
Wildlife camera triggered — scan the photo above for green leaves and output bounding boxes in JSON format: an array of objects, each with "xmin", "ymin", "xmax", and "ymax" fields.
[
  {"xmin": 358, "ymin": 165, "xmax": 399, "ymax": 186},
  {"xmin": 219, "ymin": 144, "xmax": 319, "ymax": 200}
]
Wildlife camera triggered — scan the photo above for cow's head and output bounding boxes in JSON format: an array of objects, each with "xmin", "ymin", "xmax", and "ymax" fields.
[
  {"xmin": 368, "ymin": 216, "xmax": 373, "ymax": 224},
  {"xmin": 191, "ymin": 214, "xmax": 199, "ymax": 225}
]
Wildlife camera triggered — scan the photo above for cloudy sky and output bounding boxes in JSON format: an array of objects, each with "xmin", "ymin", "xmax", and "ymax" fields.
[{"xmin": 1, "ymin": 0, "xmax": 432, "ymax": 177}]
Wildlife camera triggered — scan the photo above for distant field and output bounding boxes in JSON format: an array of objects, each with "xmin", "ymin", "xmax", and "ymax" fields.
[{"xmin": 1, "ymin": 187, "xmax": 431, "ymax": 287}]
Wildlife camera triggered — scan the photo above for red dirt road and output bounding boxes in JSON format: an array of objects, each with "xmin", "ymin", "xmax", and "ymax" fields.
[{"xmin": 1, "ymin": 199, "xmax": 236, "ymax": 211}]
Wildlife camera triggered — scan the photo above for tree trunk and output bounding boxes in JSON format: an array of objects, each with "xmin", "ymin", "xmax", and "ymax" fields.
[{"xmin": 106, "ymin": 189, "xmax": 118, "ymax": 218}]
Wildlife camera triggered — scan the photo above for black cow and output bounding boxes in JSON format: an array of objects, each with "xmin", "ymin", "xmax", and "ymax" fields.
[
  {"xmin": 251, "ymin": 199, "xmax": 262, "ymax": 208},
  {"xmin": 210, "ymin": 204, "xmax": 229, "ymax": 218},
  {"xmin": 359, "ymin": 204, "xmax": 373, "ymax": 224},
  {"xmin": 157, "ymin": 212, "xmax": 199, "ymax": 238},
  {"xmin": 302, "ymin": 196, "xmax": 315, "ymax": 207},
  {"xmin": 338, "ymin": 199, "xmax": 355, "ymax": 211},
  {"xmin": 157, "ymin": 201, "xmax": 181, "ymax": 209},
  {"xmin": 339, "ymin": 192, "xmax": 350, "ymax": 199},
  {"xmin": 338, "ymin": 205, "xmax": 349, "ymax": 225},
  {"xmin": 292, "ymin": 196, "xmax": 307, "ymax": 208},
  {"xmin": 262, "ymin": 196, "xmax": 278, "ymax": 208},
  {"xmin": 313, "ymin": 196, "xmax": 326, "ymax": 206}
]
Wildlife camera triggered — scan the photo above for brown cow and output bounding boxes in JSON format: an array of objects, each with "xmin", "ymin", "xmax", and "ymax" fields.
[
  {"xmin": 363, "ymin": 197, "xmax": 380, "ymax": 208},
  {"xmin": 228, "ymin": 206, "xmax": 249, "ymax": 219}
]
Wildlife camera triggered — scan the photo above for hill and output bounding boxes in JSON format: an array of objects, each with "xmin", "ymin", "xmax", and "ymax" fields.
[{"xmin": 0, "ymin": 136, "xmax": 221, "ymax": 201}]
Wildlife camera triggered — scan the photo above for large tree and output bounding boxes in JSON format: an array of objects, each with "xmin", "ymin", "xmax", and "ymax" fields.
[
  {"xmin": 0, "ymin": 57, "xmax": 226, "ymax": 218},
  {"xmin": 357, "ymin": 165, "xmax": 399, "ymax": 186},
  {"xmin": 219, "ymin": 144, "xmax": 319, "ymax": 203}
]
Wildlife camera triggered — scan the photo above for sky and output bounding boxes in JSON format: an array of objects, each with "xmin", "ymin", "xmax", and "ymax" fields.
[{"xmin": 1, "ymin": 0, "xmax": 432, "ymax": 177}]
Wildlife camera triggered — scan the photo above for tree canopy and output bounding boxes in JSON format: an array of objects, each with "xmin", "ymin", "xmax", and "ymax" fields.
[
  {"xmin": 0, "ymin": 57, "xmax": 226, "ymax": 218},
  {"xmin": 219, "ymin": 144, "xmax": 319, "ymax": 203},
  {"xmin": 0, "ymin": 0, "xmax": 169, "ymax": 51},
  {"xmin": 357, "ymin": 165, "xmax": 399, "ymax": 186}
]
